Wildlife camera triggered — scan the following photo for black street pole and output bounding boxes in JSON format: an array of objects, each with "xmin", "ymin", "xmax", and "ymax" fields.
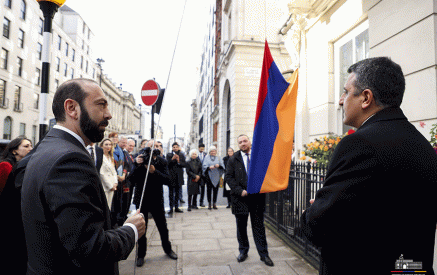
[
  {"xmin": 139, "ymin": 104, "xmax": 142, "ymax": 138},
  {"xmin": 151, "ymin": 105, "xmax": 155, "ymax": 139},
  {"xmin": 38, "ymin": 1, "xmax": 60, "ymax": 141}
]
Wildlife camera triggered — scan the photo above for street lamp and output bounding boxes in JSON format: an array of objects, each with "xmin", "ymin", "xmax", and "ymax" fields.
[
  {"xmin": 96, "ymin": 58, "xmax": 105, "ymax": 86},
  {"xmin": 36, "ymin": 0, "xmax": 66, "ymax": 140}
]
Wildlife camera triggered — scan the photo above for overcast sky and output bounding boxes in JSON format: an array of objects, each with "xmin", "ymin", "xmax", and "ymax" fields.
[{"xmin": 65, "ymin": 0, "xmax": 214, "ymax": 141}]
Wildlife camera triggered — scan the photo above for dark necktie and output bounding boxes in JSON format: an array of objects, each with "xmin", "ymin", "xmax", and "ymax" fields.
[
  {"xmin": 246, "ymin": 153, "xmax": 250, "ymax": 172},
  {"xmin": 89, "ymin": 146, "xmax": 95, "ymax": 164}
]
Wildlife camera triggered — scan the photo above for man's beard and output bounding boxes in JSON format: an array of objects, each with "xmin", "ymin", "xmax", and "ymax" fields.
[{"xmin": 79, "ymin": 105, "xmax": 108, "ymax": 143}]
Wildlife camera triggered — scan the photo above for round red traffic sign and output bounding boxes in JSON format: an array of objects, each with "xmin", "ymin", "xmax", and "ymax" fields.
[{"xmin": 141, "ymin": 80, "xmax": 160, "ymax": 106}]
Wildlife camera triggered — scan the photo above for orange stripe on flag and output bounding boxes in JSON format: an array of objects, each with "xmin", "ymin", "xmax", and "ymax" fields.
[{"xmin": 260, "ymin": 69, "xmax": 299, "ymax": 193}]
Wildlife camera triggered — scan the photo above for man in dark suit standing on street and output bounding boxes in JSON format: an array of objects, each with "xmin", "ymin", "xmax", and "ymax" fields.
[
  {"xmin": 21, "ymin": 79, "xmax": 146, "ymax": 275},
  {"xmin": 225, "ymin": 134, "xmax": 274, "ymax": 267},
  {"xmin": 302, "ymin": 57, "xmax": 437, "ymax": 274},
  {"xmin": 197, "ymin": 143, "xmax": 207, "ymax": 207},
  {"xmin": 166, "ymin": 142, "xmax": 186, "ymax": 213},
  {"xmin": 131, "ymin": 140, "xmax": 178, "ymax": 267}
]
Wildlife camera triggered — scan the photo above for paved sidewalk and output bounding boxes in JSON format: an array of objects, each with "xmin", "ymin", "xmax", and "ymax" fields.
[{"xmin": 120, "ymin": 206, "xmax": 318, "ymax": 275}]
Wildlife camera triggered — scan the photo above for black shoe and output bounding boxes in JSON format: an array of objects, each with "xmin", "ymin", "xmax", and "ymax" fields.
[
  {"xmin": 167, "ymin": 210, "xmax": 173, "ymax": 214},
  {"xmin": 180, "ymin": 199, "xmax": 185, "ymax": 203},
  {"xmin": 166, "ymin": 250, "xmax": 178, "ymax": 260},
  {"xmin": 237, "ymin": 253, "xmax": 248, "ymax": 263},
  {"xmin": 192, "ymin": 206, "xmax": 199, "ymax": 209},
  {"xmin": 200, "ymin": 203, "xmax": 205, "ymax": 207},
  {"xmin": 136, "ymin": 257, "xmax": 145, "ymax": 267},
  {"xmin": 261, "ymin": 256, "xmax": 274, "ymax": 266},
  {"xmin": 226, "ymin": 205, "xmax": 231, "ymax": 208},
  {"xmin": 175, "ymin": 208, "xmax": 184, "ymax": 213},
  {"xmin": 213, "ymin": 204, "xmax": 218, "ymax": 210},
  {"xmin": 187, "ymin": 207, "xmax": 191, "ymax": 211}
]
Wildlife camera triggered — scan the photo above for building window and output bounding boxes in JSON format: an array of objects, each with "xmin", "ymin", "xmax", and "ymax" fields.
[
  {"xmin": 18, "ymin": 29, "xmax": 25, "ymax": 48},
  {"xmin": 72, "ymin": 49, "xmax": 75, "ymax": 61},
  {"xmin": 3, "ymin": 17, "xmax": 10, "ymax": 39},
  {"xmin": 37, "ymin": 43, "xmax": 42, "ymax": 60},
  {"xmin": 20, "ymin": 0, "xmax": 26, "ymax": 20},
  {"xmin": 3, "ymin": 116, "xmax": 11, "ymax": 140},
  {"xmin": 17, "ymin": 57, "xmax": 23, "ymax": 76},
  {"xmin": 87, "ymin": 45, "xmax": 89, "ymax": 54},
  {"xmin": 56, "ymin": 57, "xmax": 60, "ymax": 72},
  {"xmin": 335, "ymin": 22, "xmax": 369, "ymax": 134},
  {"xmin": 19, "ymin": 123, "xmax": 25, "ymax": 136},
  {"xmin": 82, "ymin": 39, "xmax": 85, "ymax": 50},
  {"xmin": 226, "ymin": 90, "xmax": 231, "ymax": 149},
  {"xmin": 92, "ymin": 68, "xmax": 95, "ymax": 78},
  {"xmin": 83, "ymin": 21, "xmax": 86, "ymax": 33},
  {"xmin": 88, "ymin": 28, "xmax": 90, "ymax": 40},
  {"xmin": 55, "ymin": 79, "xmax": 59, "ymax": 89},
  {"xmin": 80, "ymin": 56, "xmax": 83, "ymax": 69},
  {"xmin": 14, "ymin": 85, "xmax": 21, "ymax": 111},
  {"xmin": 39, "ymin": 18, "xmax": 43, "ymax": 35},
  {"xmin": 32, "ymin": 125, "xmax": 37, "ymax": 145},
  {"xmin": 70, "ymin": 68, "xmax": 74, "ymax": 79},
  {"xmin": 199, "ymin": 116, "xmax": 203, "ymax": 135},
  {"xmin": 65, "ymin": 42, "xmax": 69, "ymax": 56},
  {"xmin": 57, "ymin": 35, "xmax": 61, "ymax": 50},
  {"xmin": 5, "ymin": 0, "xmax": 11, "ymax": 8},
  {"xmin": 1, "ymin": 48, "xmax": 8, "ymax": 70},
  {"xmin": 86, "ymin": 60, "xmax": 88, "ymax": 73},
  {"xmin": 64, "ymin": 63, "xmax": 67, "ymax": 77},
  {"xmin": 0, "ymin": 79, "xmax": 5, "ymax": 106},
  {"xmin": 33, "ymin": 92, "xmax": 39, "ymax": 109},
  {"xmin": 36, "ymin": 68, "xmax": 41, "ymax": 85}
]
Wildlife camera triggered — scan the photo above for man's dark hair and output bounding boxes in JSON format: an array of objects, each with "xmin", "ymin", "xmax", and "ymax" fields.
[
  {"xmin": 172, "ymin": 142, "xmax": 179, "ymax": 147},
  {"xmin": 52, "ymin": 79, "xmax": 98, "ymax": 122},
  {"xmin": 348, "ymin": 57, "xmax": 405, "ymax": 108},
  {"xmin": 198, "ymin": 143, "xmax": 205, "ymax": 148}
]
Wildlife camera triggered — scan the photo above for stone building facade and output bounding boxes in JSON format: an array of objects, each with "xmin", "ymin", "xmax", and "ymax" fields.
[{"xmin": 0, "ymin": 2, "xmax": 139, "ymax": 144}]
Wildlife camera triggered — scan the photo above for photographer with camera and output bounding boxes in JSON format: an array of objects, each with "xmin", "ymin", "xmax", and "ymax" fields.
[{"xmin": 130, "ymin": 140, "xmax": 177, "ymax": 267}]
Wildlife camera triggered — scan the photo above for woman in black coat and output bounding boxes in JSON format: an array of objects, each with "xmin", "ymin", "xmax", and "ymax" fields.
[
  {"xmin": 222, "ymin": 147, "xmax": 234, "ymax": 208},
  {"xmin": 185, "ymin": 149, "xmax": 202, "ymax": 211}
]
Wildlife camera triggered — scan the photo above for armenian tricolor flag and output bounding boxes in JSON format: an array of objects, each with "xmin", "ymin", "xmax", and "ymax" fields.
[{"xmin": 247, "ymin": 41, "xmax": 299, "ymax": 194}]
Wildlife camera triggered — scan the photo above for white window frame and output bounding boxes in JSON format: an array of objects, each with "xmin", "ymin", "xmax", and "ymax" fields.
[{"xmin": 334, "ymin": 20, "xmax": 369, "ymax": 135}]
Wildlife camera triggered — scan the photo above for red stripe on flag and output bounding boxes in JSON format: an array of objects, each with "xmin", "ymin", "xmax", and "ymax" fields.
[{"xmin": 254, "ymin": 40, "xmax": 274, "ymax": 127}]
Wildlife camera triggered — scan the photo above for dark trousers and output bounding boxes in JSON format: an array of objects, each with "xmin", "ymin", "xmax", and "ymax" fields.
[
  {"xmin": 119, "ymin": 184, "xmax": 133, "ymax": 225},
  {"xmin": 199, "ymin": 181, "xmax": 206, "ymax": 205},
  {"xmin": 179, "ymin": 185, "xmax": 184, "ymax": 201},
  {"xmin": 138, "ymin": 206, "xmax": 172, "ymax": 258},
  {"xmin": 168, "ymin": 186, "xmax": 180, "ymax": 210},
  {"xmin": 206, "ymin": 181, "xmax": 219, "ymax": 204},
  {"xmin": 188, "ymin": 194, "xmax": 198, "ymax": 207},
  {"xmin": 235, "ymin": 211, "xmax": 268, "ymax": 257}
]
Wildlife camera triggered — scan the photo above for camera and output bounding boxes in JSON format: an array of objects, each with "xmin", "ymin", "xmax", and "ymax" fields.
[{"xmin": 139, "ymin": 147, "xmax": 161, "ymax": 165}]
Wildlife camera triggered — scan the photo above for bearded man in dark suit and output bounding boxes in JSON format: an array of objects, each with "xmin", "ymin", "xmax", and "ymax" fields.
[
  {"xmin": 21, "ymin": 79, "xmax": 146, "ymax": 275},
  {"xmin": 302, "ymin": 57, "xmax": 437, "ymax": 274}
]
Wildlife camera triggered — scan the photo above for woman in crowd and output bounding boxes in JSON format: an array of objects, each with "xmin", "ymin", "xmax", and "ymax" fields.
[
  {"xmin": 202, "ymin": 146, "xmax": 224, "ymax": 210},
  {"xmin": 0, "ymin": 137, "xmax": 32, "ymax": 194},
  {"xmin": 222, "ymin": 147, "xmax": 234, "ymax": 208},
  {"xmin": 0, "ymin": 136, "xmax": 32, "ymax": 274},
  {"xmin": 185, "ymin": 149, "xmax": 202, "ymax": 211},
  {"xmin": 99, "ymin": 138, "xmax": 118, "ymax": 208}
]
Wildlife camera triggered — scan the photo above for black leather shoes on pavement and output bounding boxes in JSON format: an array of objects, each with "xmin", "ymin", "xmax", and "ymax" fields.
[
  {"xmin": 180, "ymin": 199, "xmax": 186, "ymax": 203},
  {"xmin": 175, "ymin": 208, "xmax": 184, "ymax": 213},
  {"xmin": 237, "ymin": 253, "xmax": 248, "ymax": 262},
  {"xmin": 166, "ymin": 250, "xmax": 178, "ymax": 260},
  {"xmin": 136, "ymin": 257, "xmax": 145, "ymax": 267},
  {"xmin": 261, "ymin": 256, "xmax": 274, "ymax": 266}
]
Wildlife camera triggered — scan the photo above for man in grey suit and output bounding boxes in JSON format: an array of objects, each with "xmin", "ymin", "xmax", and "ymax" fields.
[{"xmin": 21, "ymin": 79, "xmax": 146, "ymax": 275}]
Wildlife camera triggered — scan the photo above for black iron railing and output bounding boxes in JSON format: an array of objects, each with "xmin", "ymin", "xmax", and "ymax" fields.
[{"xmin": 265, "ymin": 161, "xmax": 327, "ymax": 269}]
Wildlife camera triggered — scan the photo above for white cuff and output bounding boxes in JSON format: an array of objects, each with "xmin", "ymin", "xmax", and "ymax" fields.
[{"xmin": 123, "ymin": 223, "xmax": 138, "ymax": 242}]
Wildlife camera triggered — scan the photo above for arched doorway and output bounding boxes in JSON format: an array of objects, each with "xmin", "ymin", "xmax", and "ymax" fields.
[{"xmin": 3, "ymin": 116, "xmax": 12, "ymax": 140}]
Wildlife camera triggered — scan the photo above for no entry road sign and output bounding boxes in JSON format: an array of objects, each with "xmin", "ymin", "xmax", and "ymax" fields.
[{"xmin": 141, "ymin": 80, "xmax": 160, "ymax": 106}]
